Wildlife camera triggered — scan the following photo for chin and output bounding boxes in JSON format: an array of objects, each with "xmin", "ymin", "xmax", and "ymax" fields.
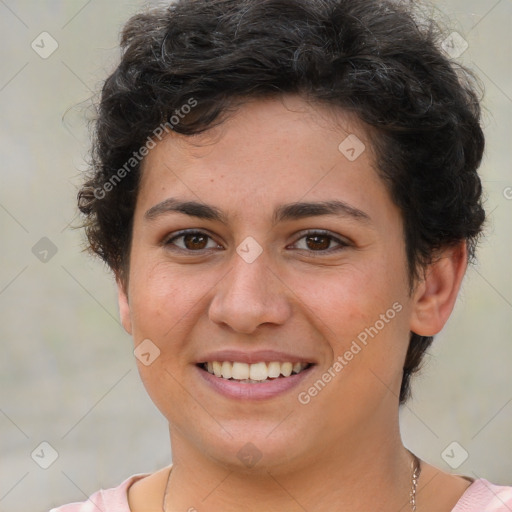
[{"xmin": 174, "ymin": 414, "xmax": 312, "ymax": 473}]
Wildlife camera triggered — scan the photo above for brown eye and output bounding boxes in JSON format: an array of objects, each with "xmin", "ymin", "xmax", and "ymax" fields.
[
  {"xmin": 291, "ymin": 230, "xmax": 349, "ymax": 254},
  {"xmin": 182, "ymin": 232, "xmax": 209, "ymax": 250},
  {"xmin": 165, "ymin": 230, "xmax": 220, "ymax": 252},
  {"xmin": 304, "ymin": 234, "xmax": 331, "ymax": 251}
]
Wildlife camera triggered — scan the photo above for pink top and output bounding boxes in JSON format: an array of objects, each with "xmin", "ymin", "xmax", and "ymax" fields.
[{"xmin": 50, "ymin": 473, "xmax": 512, "ymax": 512}]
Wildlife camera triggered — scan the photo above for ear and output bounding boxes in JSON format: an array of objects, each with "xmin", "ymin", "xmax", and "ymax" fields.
[
  {"xmin": 116, "ymin": 276, "xmax": 132, "ymax": 335},
  {"xmin": 409, "ymin": 241, "xmax": 468, "ymax": 336}
]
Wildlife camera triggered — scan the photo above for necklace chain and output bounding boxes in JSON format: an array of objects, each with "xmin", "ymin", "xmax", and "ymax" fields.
[
  {"xmin": 162, "ymin": 453, "xmax": 421, "ymax": 511},
  {"xmin": 410, "ymin": 453, "xmax": 421, "ymax": 511}
]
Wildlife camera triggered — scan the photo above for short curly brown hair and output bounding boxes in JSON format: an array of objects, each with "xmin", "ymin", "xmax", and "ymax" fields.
[{"xmin": 78, "ymin": 0, "xmax": 486, "ymax": 403}]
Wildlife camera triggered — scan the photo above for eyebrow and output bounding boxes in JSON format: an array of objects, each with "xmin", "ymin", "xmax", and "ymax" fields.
[{"xmin": 144, "ymin": 198, "xmax": 372, "ymax": 225}]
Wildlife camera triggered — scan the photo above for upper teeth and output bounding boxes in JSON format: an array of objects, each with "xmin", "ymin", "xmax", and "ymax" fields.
[{"xmin": 204, "ymin": 361, "xmax": 309, "ymax": 381}]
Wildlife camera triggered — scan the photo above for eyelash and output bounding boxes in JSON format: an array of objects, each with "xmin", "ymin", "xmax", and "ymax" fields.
[{"xmin": 163, "ymin": 229, "xmax": 350, "ymax": 255}]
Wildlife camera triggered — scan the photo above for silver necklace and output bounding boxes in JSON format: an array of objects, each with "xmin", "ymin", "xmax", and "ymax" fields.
[{"xmin": 162, "ymin": 454, "xmax": 422, "ymax": 511}]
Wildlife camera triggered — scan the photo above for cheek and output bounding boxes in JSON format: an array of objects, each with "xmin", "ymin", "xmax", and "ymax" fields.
[
  {"xmin": 293, "ymin": 256, "xmax": 410, "ymax": 388},
  {"xmin": 297, "ymin": 256, "xmax": 406, "ymax": 333},
  {"xmin": 126, "ymin": 260, "xmax": 204, "ymax": 417},
  {"xmin": 128, "ymin": 258, "xmax": 206, "ymax": 339}
]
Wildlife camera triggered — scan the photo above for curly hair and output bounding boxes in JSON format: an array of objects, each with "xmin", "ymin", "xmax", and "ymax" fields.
[{"xmin": 78, "ymin": 0, "xmax": 486, "ymax": 403}]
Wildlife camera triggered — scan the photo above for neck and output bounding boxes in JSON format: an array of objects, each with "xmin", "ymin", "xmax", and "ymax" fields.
[{"xmin": 164, "ymin": 418, "xmax": 415, "ymax": 512}]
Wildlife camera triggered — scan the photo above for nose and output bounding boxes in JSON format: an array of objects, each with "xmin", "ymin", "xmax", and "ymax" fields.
[{"xmin": 208, "ymin": 248, "xmax": 293, "ymax": 334}]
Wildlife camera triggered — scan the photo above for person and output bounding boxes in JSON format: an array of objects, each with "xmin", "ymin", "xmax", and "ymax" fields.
[{"xmin": 51, "ymin": 0, "xmax": 512, "ymax": 510}]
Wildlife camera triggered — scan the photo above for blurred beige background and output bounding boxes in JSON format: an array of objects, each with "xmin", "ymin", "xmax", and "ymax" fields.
[{"xmin": 0, "ymin": 1, "xmax": 510, "ymax": 511}]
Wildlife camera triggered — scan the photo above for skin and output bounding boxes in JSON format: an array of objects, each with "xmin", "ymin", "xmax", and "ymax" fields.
[{"xmin": 118, "ymin": 96, "xmax": 472, "ymax": 511}]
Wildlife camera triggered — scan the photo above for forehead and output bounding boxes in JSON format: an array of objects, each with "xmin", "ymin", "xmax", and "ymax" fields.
[{"xmin": 135, "ymin": 96, "xmax": 396, "ymax": 228}]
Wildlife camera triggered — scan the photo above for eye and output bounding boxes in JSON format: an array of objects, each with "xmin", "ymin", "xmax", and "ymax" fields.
[
  {"xmin": 163, "ymin": 229, "xmax": 350, "ymax": 255},
  {"xmin": 164, "ymin": 230, "xmax": 222, "ymax": 252},
  {"xmin": 290, "ymin": 230, "xmax": 350, "ymax": 254}
]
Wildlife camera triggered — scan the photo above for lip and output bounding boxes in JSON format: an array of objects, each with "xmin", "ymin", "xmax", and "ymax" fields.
[
  {"xmin": 196, "ymin": 363, "xmax": 315, "ymax": 401},
  {"xmin": 195, "ymin": 349, "xmax": 317, "ymax": 365}
]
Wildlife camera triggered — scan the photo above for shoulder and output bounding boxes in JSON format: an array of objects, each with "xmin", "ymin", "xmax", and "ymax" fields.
[
  {"xmin": 452, "ymin": 479, "xmax": 512, "ymax": 511},
  {"xmin": 125, "ymin": 465, "xmax": 173, "ymax": 512},
  {"xmin": 48, "ymin": 472, "xmax": 150, "ymax": 512}
]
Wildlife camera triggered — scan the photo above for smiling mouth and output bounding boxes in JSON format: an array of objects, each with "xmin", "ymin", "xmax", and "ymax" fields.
[{"xmin": 199, "ymin": 361, "xmax": 313, "ymax": 383}]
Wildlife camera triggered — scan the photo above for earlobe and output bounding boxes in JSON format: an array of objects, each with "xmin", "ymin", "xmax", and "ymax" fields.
[
  {"xmin": 409, "ymin": 242, "xmax": 468, "ymax": 337},
  {"xmin": 116, "ymin": 278, "xmax": 133, "ymax": 335}
]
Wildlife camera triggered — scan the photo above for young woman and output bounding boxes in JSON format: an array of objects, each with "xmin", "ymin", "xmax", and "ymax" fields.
[{"xmin": 51, "ymin": 0, "xmax": 512, "ymax": 510}]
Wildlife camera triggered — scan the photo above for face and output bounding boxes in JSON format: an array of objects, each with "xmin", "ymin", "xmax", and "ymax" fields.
[{"xmin": 118, "ymin": 96, "xmax": 429, "ymax": 473}]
